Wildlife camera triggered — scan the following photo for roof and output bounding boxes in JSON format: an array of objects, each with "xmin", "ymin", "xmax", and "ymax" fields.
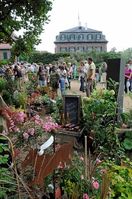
[
  {"xmin": 61, "ymin": 26, "xmax": 101, "ymax": 33},
  {"xmin": 0, "ymin": 43, "xmax": 12, "ymax": 50}
]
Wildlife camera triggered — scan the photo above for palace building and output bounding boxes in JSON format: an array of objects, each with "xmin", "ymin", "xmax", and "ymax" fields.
[{"xmin": 54, "ymin": 26, "xmax": 108, "ymax": 53}]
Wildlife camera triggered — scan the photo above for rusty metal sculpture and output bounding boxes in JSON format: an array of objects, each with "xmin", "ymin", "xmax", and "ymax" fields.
[{"xmin": 22, "ymin": 142, "xmax": 73, "ymax": 186}]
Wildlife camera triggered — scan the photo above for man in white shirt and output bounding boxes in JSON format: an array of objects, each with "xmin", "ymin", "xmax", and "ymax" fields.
[{"xmin": 86, "ymin": 57, "xmax": 96, "ymax": 97}]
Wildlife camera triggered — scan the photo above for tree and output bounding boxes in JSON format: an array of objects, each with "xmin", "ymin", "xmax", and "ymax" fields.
[{"xmin": 0, "ymin": 0, "xmax": 52, "ymax": 54}]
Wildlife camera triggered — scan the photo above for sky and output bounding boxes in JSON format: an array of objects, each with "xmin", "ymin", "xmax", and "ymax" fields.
[{"xmin": 36, "ymin": 0, "xmax": 132, "ymax": 53}]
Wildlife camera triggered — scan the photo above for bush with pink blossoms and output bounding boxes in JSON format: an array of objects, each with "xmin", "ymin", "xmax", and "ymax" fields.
[
  {"xmin": 42, "ymin": 121, "xmax": 59, "ymax": 133},
  {"xmin": 12, "ymin": 111, "xmax": 26, "ymax": 124},
  {"xmin": 23, "ymin": 128, "xmax": 35, "ymax": 140},
  {"xmin": 57, "ymin": 152, "xmax": 106, "ymax": 199},
  {"xmin": 6, "ymin": 110, "xmax": 60, "ymax": 147}
]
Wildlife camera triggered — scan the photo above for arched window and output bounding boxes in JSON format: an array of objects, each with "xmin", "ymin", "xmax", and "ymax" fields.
[
  {"xmin": 87, "ymin": 46, "xmax": 93, "ymax": 51},
  {"xmin": 96, "ymin": 34, "xmax": 101, "ymax": 40},
  {"xmin": 60, "ymin": 34, "xmax": 66, "ymax": 40},
  {"xmin": 87, "ymin": 34, "xmax": 92, "ymax": 40},
  {"xmin": 69, "ymin": 47, "xmax": 75, "ymax": 52},
  {"xmin": 78, "ymin": 34, "xmax": 84, "ymax": 40},
  {"xmin": 70, "ymin": 34, "xmax": 75, "ymax": 40}
]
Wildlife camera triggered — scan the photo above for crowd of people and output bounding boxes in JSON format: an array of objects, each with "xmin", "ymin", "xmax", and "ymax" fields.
[
  {"xmin": 0, "ymin": 57, "xmax": 131, "ymax": 98},
  {"xmin": 78, "ymin": 58, "xmax": 108, "ymax": 96},
  {"xmin": 0, "ymin": 61, "xmax": 78, "ymax": 95}
]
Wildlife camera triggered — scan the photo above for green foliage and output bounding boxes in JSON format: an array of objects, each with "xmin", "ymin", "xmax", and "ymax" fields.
[
  {"xmin": 123, "ymin": 137, "xmax": 132, "ymax": 150},
  {"xmin": 0, "ymin": 77, "xmax": 7, "ymax": 93},
  {"xmin": 28, "ymin": 50, "xmax": 121, "ymax": 66},
  {"xmin": 0, "ymin": 139, "xmax": 17, "ymax": 198},
  {"xmin": 120, "ymin": 111, "xmax": 132, "ymax": 151},
  {"xmin": 121, "ymin": 48, "xmax": 132, "ymax": 62},
  {"xmin": 82, "ymin": 89, "xmax": 124, "ymax": 160},
  {"xmin": 122, "ymin": 131, "xmax": 132, "ymax": 150},
  {"xmin": 51, "ymin": 97, "xmax": 63, "ymax": 124},
  {"xmin": 107, "ymin": 78, "xmax": 119, "ymax": 98},
  {"xmin": 13, "ymin": 91, "xmax": 28, "ymax": 109},
  {"xmin": 0, "ymin": 168, "xmax": 17, "ymax": 198},
  {"xmin": 59, "ymin": 152, "xmax": 101, "ymax": 198},
  {"xmin": 1, "ymin": 0, "xmax": 52, "ymax": 56},
  {"xmin": 121, "ymin": 110, "xmax": 132, "ymax": 128},
  {"xmin": 0, "ymin": 60, "xmax": 10, "ymax": 67},
  {"xmin": 28, "ymin": 51, "xmax": 70, "ymax": 64},
  {"xmin": 102, "ymin": 160, "xmax": 132, "ymax": 198}
]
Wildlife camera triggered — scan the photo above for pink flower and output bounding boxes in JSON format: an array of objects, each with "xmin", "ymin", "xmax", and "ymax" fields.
[
  {"xmin": 14, "ymin": 112, "xmax": 26, "ymax": 123},
  {"xmin": 33, "ymin": 115, "xmax": 40, "ymax": 120},
  {"xmin": 27, "ymin": 128, "xmax": 35, "ymax": 136},
  {"xmin": 83, "ymin": 193, "xmax": 89, "ymax": 199},
  {"xmin": 2, "ymin": 130, "xmax": 8, "ymax": 135},
  {"xmin": 80, "ymin": 156, "xmax": 84, "ymax": 161},
  {"xmin": 13, "ymin": 127, "xmax": 20, "ymax": 132},
  {"xmin": 92, "ymin": 180, "xmax": 99, "ymax": 190},
  {"xmin": 57, "ymin": 161, "xmax": 65, "ymax": 169},
  {"xmin": 23, "ymin": 132, "xmax": 29, "ymax": 140},
  {"xmin": 42, "ymin": 121, "xmax": 59, "ymax": 132},
  {"xmin": 96, "ymin": 158, "xmax": 102, "ymax": 165}
]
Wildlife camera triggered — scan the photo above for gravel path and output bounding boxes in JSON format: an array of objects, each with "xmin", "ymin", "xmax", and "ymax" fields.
[{"xmin": 65, "ymin": 79, "xmax": 132, "ymax": 112}]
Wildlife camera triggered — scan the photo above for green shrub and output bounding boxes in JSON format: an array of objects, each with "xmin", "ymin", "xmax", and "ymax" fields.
[
  {"xmin": 102, "ymin": 160, "xmax": 132, "ymax": 198},
  {"xmin": 82, "ymin": 89, "xmax": 124, "ymax": 160},
  {"xmin": 0, "ymin": 78, "xmax": 7, "ymax": 93}
]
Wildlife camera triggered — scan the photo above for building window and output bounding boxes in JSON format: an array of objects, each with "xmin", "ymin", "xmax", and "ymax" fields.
[
  {"xmin": 78, "ymin": 34, "xmax": 84, "ymax": 40},
  {"xmin": 60, "ymin": 34, "xmax": 66, "ymax": 40},
  {"xmin": 96, "ymin": 34, "xmax": 101, "ymax": 40},
  {"xmin": 69, "ymin": 47, "xmax": 75, "ymax": 52},
  {"xmin": 96, "ymin": 47, "xmax": 102, "ymax": 52},
  {"xmin": 70, "ymin": 34, "xmax": 75, "ymax": 40},
  {"xmin": 78, "ymin": 46, "xmax": 84, "ymax": 52},
  {"xmin": 87, "ymin": 47, "xmax": 93, "ymax": 51},
  {"xmin": 60, "ymin": 47, "xmax": 67, "ymax": 52},
  {"xmin": 87, "ymin": 34, "xmax": 92, "ymax": 40},
  {"xmin": 3, "ymin": 52, "xmax": 8, "ymax": 59}
]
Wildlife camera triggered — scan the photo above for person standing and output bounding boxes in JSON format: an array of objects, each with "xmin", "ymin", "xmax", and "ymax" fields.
[
  {"xmin": 13, "ymin": 64, "xmax": 22, "ymax": 90},
  {"xmin": 128, "ymin": 59, "xmax": 132, "ymax": 92},
  {"xmin": 86, "ymin": 58, "xmax": 96, "ymax": 97},
  {"xmin": 59, "ymin": 65, "xmax": 67, "ymax": 95},
  {"xmin": 72, "ymin": 63, "xmax": 77, "ymax": 79},
  {"xmin": 37, "ymin": 66, "xmax": 46, "ymax": 87},
  {"xmin": 78, "ymin": 61, "xmax": 86, "ymax": 92},
  {"xmin": 50, "ymin": 66, "xmax": 60, "ymax": 99},
  {"xmin": 124, "ymin": 64, "xmax": 131, "ymax": 93}
]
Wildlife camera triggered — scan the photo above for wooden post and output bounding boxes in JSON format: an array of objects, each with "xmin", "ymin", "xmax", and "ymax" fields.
[
  {"xmin": 85, "ymin": 136, "xmax": 88, "ymax": 179},
  {"xmin": 53, "ymin": 134, "xmax": 56, "ymax": 198}
]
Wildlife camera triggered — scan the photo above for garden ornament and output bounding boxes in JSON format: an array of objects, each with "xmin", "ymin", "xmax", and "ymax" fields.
[
  {"xmin": 38, "ymin": 135, "xmax": 54, "ymax": 156},
  {"xmin": 22, "ymin": 142, "xmax": 73, "ymax": 186}
]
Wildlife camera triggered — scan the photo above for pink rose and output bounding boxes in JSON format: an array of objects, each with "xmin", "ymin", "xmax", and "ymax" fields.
[
  {"xmin": 92, "ymin": 180, "xmax": 99, "ymax": 190},
  {"xmin": 83, "ymin": 193, "xmax": 89, "ymax": 199}
]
